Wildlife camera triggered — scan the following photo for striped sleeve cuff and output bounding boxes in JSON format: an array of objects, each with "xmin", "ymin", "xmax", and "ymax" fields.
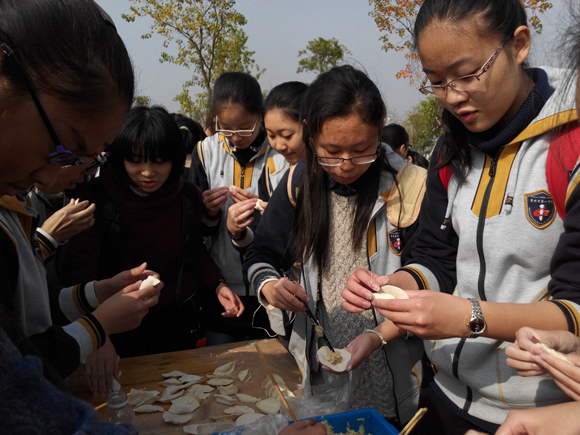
[
  {"xmin": 398, "ymin": 264, "xmax": 437, "ymax": 291},
  {"xmin": 62, "ymin": 314, "xmax": 106, "ymax": 361},
  {"xmin": 36, "ymin": 228, "xmax": 58, "ymax": 260},
  {"xmin": 59, "ymin": 281, "xmax": 99, "ymax": 321},
  {"xmin": 232, "ymin": 227, "xmax": 255, "ymax": 248},
  {"xmin": 550, "ymin": 300, "xmax": 580, "ymax": 336}
]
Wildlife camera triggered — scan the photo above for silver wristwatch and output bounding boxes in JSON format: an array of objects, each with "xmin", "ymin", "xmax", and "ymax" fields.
[{"xmin": 467, "ymin": 298, "xmax": 486, "ymax": 338}]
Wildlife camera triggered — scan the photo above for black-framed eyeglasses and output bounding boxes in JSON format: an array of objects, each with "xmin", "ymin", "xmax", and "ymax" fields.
[
  {"xmin": 215, "ymin": 117, "xmax": 260, "ymax": 138},
  {"xmin": 418, "ymin": 35, "xmax": 510, "ymax": 96},
  {"xmin": 85, "ymin": 152, "xmax": 108, "ymax": 172},
  {"xmin": 314, "ymin": 150, "xmax": 379, "ymax": 167},
  {"xmin": 0, "ymin": 43, "xmax": 85, "ymax": 167}
]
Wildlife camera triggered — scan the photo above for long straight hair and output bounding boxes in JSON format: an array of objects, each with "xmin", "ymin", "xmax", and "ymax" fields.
[
  {"xmin": 294, "ymin": 65, "xmax": 394, "ymax": 271},
  {"xmin": 414, "ymin": 0, "xmax": 529, "ymax": 180}
]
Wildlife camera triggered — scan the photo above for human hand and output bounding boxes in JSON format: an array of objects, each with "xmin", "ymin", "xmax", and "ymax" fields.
[
  {"xmin": 226, "ymin": 199, "xmax": 257, "ymax": 238},
  {"xmin": 278, "ymin": 420, "xmax": 327, "ymax": 435},
  {"xmin": 216, "ymin": 283, "xmax": 245, "ymax": 318},
  {"xmin": 372, "ymin": 290, "xmax": 471, "ymax": 340},
  {"xmin": 202, "ymin": 187, "xmax": 229, "ymax": 216},
  {"xmin": 341, "ymin": 268, "xmax": 389, "ymax": 313},
  {"xmin": 92, "ymin": 279, "xmax": 162, "ymax": 335},
  {"xmin": 85, "ymin": 337, "xmax": 119, "ymax": 397},
  {"xmin": 506, "ymin": 327, "xmax": 580, "ymax": 377},
  {"xmin": 320, "ymin": 332, "xmax": 381, "ymax": 374},
  {"xmin": 94, "ymin": 263, "xmax": 160, "ymax": 303},
  {"xmin": 261, "ymin": 279, "xmax": 308, "ymax": 312},
  {"xmin": 40, "ymin": 199, "xmax": 96, "ymax": 243},
  {"xmin": 228, "ymin": 185, "xmax": 258, "ymax": 203},
  {"xmin": 473, "ymin": 402, "xmax": 580, "ymax": 435}
]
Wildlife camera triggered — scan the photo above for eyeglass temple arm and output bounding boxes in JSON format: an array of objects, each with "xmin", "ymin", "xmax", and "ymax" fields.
[{"xmin": 0, "ymin": 43, "xmax": 63, "ymax": 147}]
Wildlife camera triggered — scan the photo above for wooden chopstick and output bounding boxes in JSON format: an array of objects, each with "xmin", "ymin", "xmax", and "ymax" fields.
[
  {"xmin": 399, "ymin": 407, "xmax": 427, "ymax": 435},
  {"xmin": 254, "ymin": 342, "xmax": 298, "ymax": 421}
]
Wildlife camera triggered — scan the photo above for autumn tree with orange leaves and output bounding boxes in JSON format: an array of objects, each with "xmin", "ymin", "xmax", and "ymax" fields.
[{"xmin": 369, "ymin": 0, "xmax": 553, "ymax": 86}]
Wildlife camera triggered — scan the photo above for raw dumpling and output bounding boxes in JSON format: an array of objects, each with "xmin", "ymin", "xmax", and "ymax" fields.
[
  {"xmin": 224, "ymin": 405, "xmax": 255, "ymax": 415},
  {"xmin": 236, "ymin": 393, "xmax": 260, "ymax": 403},
  {"xmin": 214, "ymin": 361, "xmax": 236, "ymax": 376},
  {"xmin": 256, "ymin": 398, "xmax": 280, "ymax": 414},
  {"xmin": 236, "ymin": 413, "xmax": 266, "ymax": 426},
  {"xmin": 139, "ymin": 275, "xmax": 160, "ymax": 290},
  {"xmin": 127, "ymin": 389, "xmax": 160, "ymax": 407},
  {"xmin": 158, "ymin": 390, "xmax": 184, "ymax": 403},
  {"xmin": 254, "ymin": 200, "xmax": 265, "ymax": 211},
  {"xmin": 238, "ymin": 369, "xmax": 252, "ymax": 382},
  {"xmin": 134, "ymin": 404, "xmax": 164, "ymax": 413},
  {"xmin": 179, "ymin": 374, "xmax": 203, "ymax": 383},
  {"xmin": 168, "ymin": 395, "xmax": 200, "ymax": 415},
  {"xmin": 208, "ymin": 378, "xmax": 234, "ymax": 386},
  {"xmin": 317, "ymin": 346, "xmax": 351, "ymax": 373},
  {"xmin": 162, "ymin": 385, "xmax": 185, "ymax": 397},
  {"xmin": 162, "ymin": 370, "xmax": 188, "ymax": 378},
  {"xmin": 218, "ymin": 384, "xmax": 238, "ymax": 395},
  {"xmin": 163, "ymin": 411, "xmax": 194, "ymax": 425},
  {"xmin": 159, "ymin": 378, "xmax": 183, "ymax": 387},
  {"xmin": 189, "ymin": 384, "xmax": 214, "ymax": 394},
  {"xmin": 215, "ymin": 394, "xmax": 237, "ymax": 406}
]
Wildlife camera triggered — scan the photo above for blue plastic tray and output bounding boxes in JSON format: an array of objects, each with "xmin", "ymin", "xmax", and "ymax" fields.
[{"xmin": 307, "ymin": 407, "xmax": 399, "ymax": 434}]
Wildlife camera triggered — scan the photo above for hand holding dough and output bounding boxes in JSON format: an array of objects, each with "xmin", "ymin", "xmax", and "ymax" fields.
[
  {"xmin": 139, "ymin": 275, "xmax": 160, "ymax": 290},
  {"xmin": 372, "ymin": 285, "xmax": 409, "ymax": 300},
  {"xmin": 317, "ymin": 346, "xmax": 351, "ymax": 373}
]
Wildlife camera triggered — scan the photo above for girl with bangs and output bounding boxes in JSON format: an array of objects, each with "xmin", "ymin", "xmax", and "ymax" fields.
[{"xmin": 62, "ymin": 105, "xmax": 242, "ymax": 396}]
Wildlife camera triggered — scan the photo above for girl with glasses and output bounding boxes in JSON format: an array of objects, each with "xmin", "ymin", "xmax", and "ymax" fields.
[
  {"xmin": 342, "ymin": 0, "xmax": 580, "ymax": 433},
  {"xmin": 190, "ymin": 72, "xmax": 288, "ymax": 345},
  {"xmin": 243, "ymin": 65, "xmax": 426, "ymax": 426}
]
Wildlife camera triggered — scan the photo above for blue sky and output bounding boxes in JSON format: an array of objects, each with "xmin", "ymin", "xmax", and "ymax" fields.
[{"xmin": 97, "ymin": 0, "xmax": 569, "ymax": 122}]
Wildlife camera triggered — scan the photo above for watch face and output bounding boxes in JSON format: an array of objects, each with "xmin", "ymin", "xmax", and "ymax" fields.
[{"xmin": 470, "ymin": 318, "xmax": 486, "ymax": 334}]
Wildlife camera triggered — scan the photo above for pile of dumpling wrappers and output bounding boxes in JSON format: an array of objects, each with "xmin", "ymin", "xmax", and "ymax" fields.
[{"xmin": 126, "ymin": 361, "xmax": 295, "ymax": 434}]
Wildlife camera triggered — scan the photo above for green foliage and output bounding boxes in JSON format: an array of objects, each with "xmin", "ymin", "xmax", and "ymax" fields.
[
  {"xmin": 133, "ymin": 95, "xmax": 152, "ymax": 107},
  {"xmin": 402, "ymin": 96, "xmax": 442, "ymax": 153},
  {"xmin": 123, "ymin": 0, "xmax": 265, "ymax": 123},
  {"xmin": 368, "ymin": 0, "xmax": 553, "ymax": 84},
  {"xmin": 296, "ymin": 37, "xmax": 352, "ymax": 75}
]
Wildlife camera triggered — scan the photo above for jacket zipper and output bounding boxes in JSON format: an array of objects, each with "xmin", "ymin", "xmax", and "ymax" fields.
[
  {"xmin": 450, "ymin": 156, "xmax": 497, "ymax": 412},
  {"xmin": 241, "ymin": 166, "xmax": 245, "ymax": 189}
]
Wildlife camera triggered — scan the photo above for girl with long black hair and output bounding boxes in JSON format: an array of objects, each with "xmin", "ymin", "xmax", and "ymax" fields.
[{"xmin": 244, "ymin": 65, "xmax": 426, "ymax": 425}]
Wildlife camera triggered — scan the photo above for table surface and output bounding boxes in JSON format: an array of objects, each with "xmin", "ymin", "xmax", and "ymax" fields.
[{"xmin": 67, "ymin": 339, "xmax": 302, "ymax": 435}]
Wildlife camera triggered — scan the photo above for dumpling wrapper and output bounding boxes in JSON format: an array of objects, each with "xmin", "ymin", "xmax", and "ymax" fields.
[
  {"xmin": 208, "ymin": 378, "xmax": 234, "ymax": 386},
  {"xmin": 238, "ymin": 369, "xmax": 252, "ymax": 383},
  {"xmin": 224, "ymin": 405, "xmax": 255, "ymax": 415},
  {"xmin": 256, "ymin": 398, "xmax": 280, "ymax": 414},
  {"xmin": 127, "ymin": 389, "xmax": 160, "ymax": 407},
  {"xmin": 214, "ymin": 361, "xmax": 236, "ymax": 376},
  {"xmin": 236, "ymin": 393, "xmax": 260, "ymax": 403},
  {"xmin": 537, "ymin": 343, "xmax": 573, "ymax": 364},
  {"xmin": 373, "ymin": 284, "xmax": 409, "ymax": 300},
  {"xmin": 168, "ymin": 395, "xmax": 200, "ymax": 414},
  {"xmin": 236, "ymin": 413, "xmax": 266, "ymax": 426},
  {"xmin": 134, "ymin": 404, "xmax": 164, "ymax": 413},
  {"xmin": 183, "ymin": 422, "xmax": 235, "ymax": 435},
  {"xmin": 317, "ymin": 346, "xmax": 351, "ymax": 373},
  {"xmin": 218, "ymin": 384, "xmax": 238, "ymax": 395},
  {"xmin": 162, "ymin": 370, "xmax": 188, "ymax": 378},
  {"xmin": 139, "ymin": 275, "xmax": 160, "ymax": 290},
  {"xmin": 227, "ymin": 185, "xmax": 236, "ymax": 191},
  {"xmin": 215, "ymin": 394, "xmax": 237, "ymax": 406},
  {"xmin": 163, "ymin": 411, "xmax": 193, "ymax": 425}
]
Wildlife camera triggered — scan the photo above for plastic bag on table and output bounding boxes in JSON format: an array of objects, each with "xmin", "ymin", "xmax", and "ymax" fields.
[
  {"xmin": 282, "ymin": 371, "xmax": 354, "ymax": 420},
  {"xmin": 215, "ymin": 414, "xmax": 289, "ymax": 435}
]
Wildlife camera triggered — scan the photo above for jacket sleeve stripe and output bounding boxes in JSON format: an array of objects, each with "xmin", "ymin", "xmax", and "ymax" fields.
[{"xmin": 550, "ymin": 300, "xmax": 580, "ymax": 335}]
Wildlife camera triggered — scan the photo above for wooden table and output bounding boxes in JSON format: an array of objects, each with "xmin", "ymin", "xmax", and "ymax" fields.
[{"xmin": 67, "ymin": 339, "xmax": 302, "ymax": 434}]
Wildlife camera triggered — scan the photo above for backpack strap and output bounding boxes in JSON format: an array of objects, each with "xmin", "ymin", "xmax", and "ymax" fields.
[
  {"xmin": 387, "ymin": 162, "xmax": 427, "ymax": 228},
  {"xmin": 286, "ymin": 161, "xmax": 306, "ymax": 206},
  {"xmin": 546, "ymin": 123, "xmax": 580, "ymax": 220}
]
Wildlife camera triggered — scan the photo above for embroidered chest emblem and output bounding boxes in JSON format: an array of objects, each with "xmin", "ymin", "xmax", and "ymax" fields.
[
  {"xmin": 524, "ymin": 190, "xmax": 556, "ymax": 229},
  {"xmin": 388, "ymin": 228, "xmax": 403, "ymax": 256}
]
